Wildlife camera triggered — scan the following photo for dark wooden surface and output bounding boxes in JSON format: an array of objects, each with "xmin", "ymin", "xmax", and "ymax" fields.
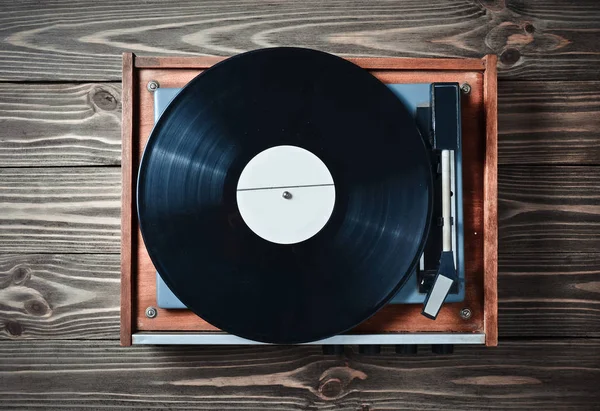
[
  {"xmin": 0, "ymin": 83, "xmax": 122, "ymax": 166},
  {"xmin": 498, "ymin": 81, "xmax": 600, "ymax": 165},
  {"xmin": 0, "ymin": 0, "xmax": 599, "ymax": 409},
  {"xmin": 0, "ymin": 340, "xmax": 599, "ymax": 410},
  {"xmin": 0, "ymin": 0, "xmax": 599, "ymax": 81},
  {"xmin": 0, "ymin": 168, "xmax": 120, "ymax": 253}
]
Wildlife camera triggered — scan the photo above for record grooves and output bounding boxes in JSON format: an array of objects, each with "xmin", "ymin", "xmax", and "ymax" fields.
[{"xmin": 137, "ymin": 47, "xmax": 434, "ymax": 343}]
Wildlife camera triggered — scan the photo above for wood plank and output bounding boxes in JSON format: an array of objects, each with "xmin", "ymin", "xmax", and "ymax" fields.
[
  {"xmin": 134, "ymin": 55, "xmax": 488, "ymax": 70},
  {"xmin": 120, "ymin": 53, "xmax": 134, "ymax": 346},
  {"xmin": 0, "ymin": 0, "xmax": 599, "ymax": 81},
  {"xmin": 0, "ymin": 167, "xmax": 120, "ymax": 253},
  {"xmin": 11, "ymin": 166, "xmax": 600, "ymax": 253},
  {"xmin": 1, "ymin": 80, "xmax": 597, "ymax": 167},
  {"xmin": 1, "ymin": 251, "xmax": 599, "ymax": 340},
  {"xmin": 483, "ymin": 54, "xmax": 498, "ymax": 346},
  {"xmin": 499, "ymin": 253, "xmax": 600, "ymax": 337},
  {"xmin": 0, "ymin": 83, "xmax": 121, "ymax": 166},
  {"xmin": 0, "ymin": 339, "xmax": 598, "ymax": 409},
  {"xmin": 498, "ymin": 81, "xmax": 600, "ymax": 165},
  {"xmin": 499, "ymin": 165, "xmax": 600, "ymax": 254},
  {"xmin": 0, "ymin": 254, "xmax": 119, "ymax": 339},
  {"xmin": 7, "ymin": 165, "xmax": 574, "ymax": 258},
  {"xmin": 1, "ymin": 252, "xmax": 599, "ymax": 340}
]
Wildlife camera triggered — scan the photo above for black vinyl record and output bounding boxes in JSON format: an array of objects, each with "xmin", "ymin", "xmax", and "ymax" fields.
[{"xmin": 137, "ymin": 47, "xmax": 433, "ymax": 343}]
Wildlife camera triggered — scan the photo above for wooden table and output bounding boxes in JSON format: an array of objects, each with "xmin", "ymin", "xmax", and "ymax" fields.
[{"xmin": 1, "ymin": 1, "xmax": 599, "ymax": 409}]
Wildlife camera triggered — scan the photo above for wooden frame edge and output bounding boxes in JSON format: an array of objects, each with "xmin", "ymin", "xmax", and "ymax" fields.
[
  {"xmin": 134, "ymin": 55, "xmax": 486, "ymax": 71},
  {"xmin": 126, "ymin": 54, "xmax": 495, "ymax": 344},
  {"xmin": 120, "ymin": 52, "xmax": 135, "ymax": 346},
  {"xmin": 135, "ymin": 55, "xmax": 225, "ymax": 69},
  {"xmin": 482, "ymin": 54, "xmax": 498, "ymax": 346},
  {"xmin": 347, "ymin": 57, "xmax": 485, "ymax": 70}
]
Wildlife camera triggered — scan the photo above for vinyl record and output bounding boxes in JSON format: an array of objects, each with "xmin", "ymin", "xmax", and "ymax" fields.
[{"xmin": 137, "ymin": 47, "xmax": 433, "ymax": 343}]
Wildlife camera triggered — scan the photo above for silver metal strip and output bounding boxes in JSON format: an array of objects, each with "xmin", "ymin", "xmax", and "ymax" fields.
[
  {"xmin": 441, "ymin": 150, "xmax": 452, "ymax": 252},
  {"xmin": 132, "ymin": 332, "xmax": 485, "ymax": 345},
  {"xmin": 451, "ymin": 148, "xmax": 457, "ymax": 265}
]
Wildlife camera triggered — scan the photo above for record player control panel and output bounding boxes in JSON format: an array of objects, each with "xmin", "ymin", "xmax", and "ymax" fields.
[{"xmin": 152, "ymin": 83, "xmax": 465, "ymax": 317}]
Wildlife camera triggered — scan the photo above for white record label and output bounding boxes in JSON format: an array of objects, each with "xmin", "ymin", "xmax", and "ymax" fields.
[{"xmin": 236, "ymin": 145, "xmax": 336, "ymax": 245}]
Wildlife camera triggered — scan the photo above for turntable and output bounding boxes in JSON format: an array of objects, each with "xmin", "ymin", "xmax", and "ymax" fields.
[{"xmin": 121, "ymin": 49, "xmax": 498, "ymax": 350}]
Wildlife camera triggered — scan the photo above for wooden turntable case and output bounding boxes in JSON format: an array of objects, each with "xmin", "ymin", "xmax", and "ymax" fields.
[{"xmin": 120, "ymin": 53, "xmax": 498, "ymax": 346}]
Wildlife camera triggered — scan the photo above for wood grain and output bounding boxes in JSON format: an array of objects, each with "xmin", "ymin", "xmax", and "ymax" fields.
[
  {"xmin": 483, "ymin": 54, "xmax": 498, "ymax": 346},
  {"xmin": 0, "ymin": 254, "xmax": 119, "ymax": 340},
  {"xmin": 498, "ymin": 166, "xmax": 600, "ymax": 254},
  {"xmin": 0, "ymin": 339, "xmax": 598, "ymax": 410},
  {"xmin": 499, "ymin": 253, "xmax": 600, "ymax": 337},
  {"xmin": 134, "ymin": 55, "xmax": 487, "ymax": 70},
  {"xmin": 0, "ymin": 167, "xmax": 120, "ymax": 253},
  {"xmin": 0, "ymin": 83, "xmax": 121, "ymax": 166},
  {"xmin": 1, "ymin": 81, "xmax": 597, "ymax": 167},
  {"xmin": 498, "ymin": 81, "xmax": 600, "ymax": 165},
  {"xmin": 0, "ymin": 81, "xmax": 594, "ymax": 167},
  {"xmin": 120, "ymin": 53, "xmax": 134, "ymax": 346},
  {"xmin": 0, "ymin": 0, "xmax": 599, "ymax": 81},
  {"xmin": 2, "ymin": 252, "xmax": 599, "ymax": 340},
  {"xmin": 0, "ymin": 0, "xmax": 598, "ymax": 407}
]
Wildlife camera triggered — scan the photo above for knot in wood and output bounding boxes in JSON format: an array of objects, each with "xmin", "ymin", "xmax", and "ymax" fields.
[
  {"xmin": 5, "ymin": 321, "xmax": 23, "ymax": 336},
  {"xmin": 11, "ymin": 266, "xmax": 31, "ymax": 285},
  {"xmin": 24, "ymin": 299, "xmax": 50, "ymax": 316},
  {"xmin": 500, "ymin": 48, "xmax": 521, "ymax": 66},
  {"xmin": 524, "ymin": 23, "xmax": 535, "ymax": 34},
  {"xmin": 316, "ymin": 366, "xmax": 367, "ymax": 400},
  {"xmin": 92, "ymin": 89, "xmax": 118, "ymax": 111},
  {"xmin": 318, "ymin": 377, "xmax": 343, "ymax": 399}
]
